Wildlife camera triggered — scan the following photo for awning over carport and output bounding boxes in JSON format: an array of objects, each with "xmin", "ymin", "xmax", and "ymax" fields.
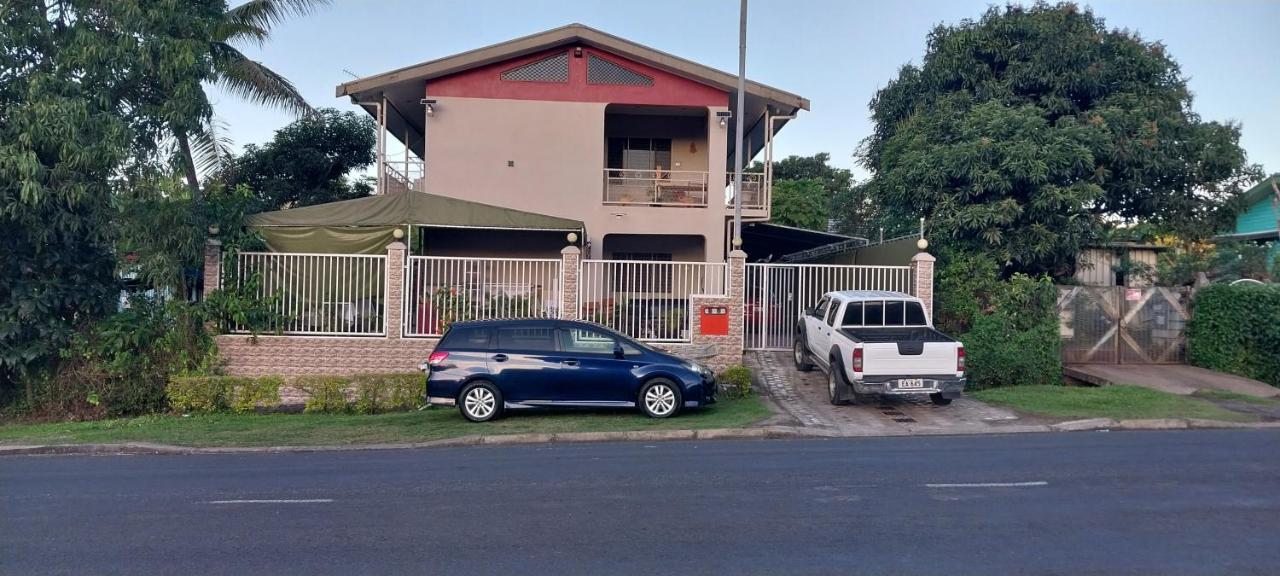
[{"xmin": 246, "ymin": 189, "xmax": 585, "ymax": 254}]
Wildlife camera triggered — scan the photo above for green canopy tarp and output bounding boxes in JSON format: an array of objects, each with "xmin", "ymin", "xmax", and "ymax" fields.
[{"xmin": 246, "ymin": 190, "xmax": 585, "ymax": 254}]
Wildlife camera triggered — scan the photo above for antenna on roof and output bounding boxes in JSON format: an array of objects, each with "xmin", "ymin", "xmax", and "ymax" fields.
[{"xmin": 342, "ymin": 68, "xmax": 360, "ymax": 79}]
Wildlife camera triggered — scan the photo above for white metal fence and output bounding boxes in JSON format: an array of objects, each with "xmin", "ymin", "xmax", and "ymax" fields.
[
  {"xmin": 579, "ymin": 260, "xmax": 727, "ymax": 342},
  {"xmin": 744, "ymin": 263, "xmax": 914, "ymax": 350},
  {"xmin": 231, "ymin": 252, "xmax": 387, "ymax": 336},
  {"xmin": 403, "ymin": 256, "xmax": 563, "ymax": 337}
]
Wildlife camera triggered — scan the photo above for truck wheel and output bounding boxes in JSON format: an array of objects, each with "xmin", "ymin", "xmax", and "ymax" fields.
[
  {"xmin": 930, "ymin": 393, "xmax": 953, "ymax": 406},
  {"xmin": 793, "ymin": 337, "xmax": 814, "ymax": 372},
  {"xmin": 827, "ymin": 361, "xmax": 852, "ymax": 406}
]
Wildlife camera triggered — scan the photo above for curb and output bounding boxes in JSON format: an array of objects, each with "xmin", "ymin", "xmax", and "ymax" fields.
[
  {"xmin": 1049, "ymin": 418, "xmax": 1280, "ymax": 433},
  {"xmin": 0, "ymin": 426, "xmax": 829, "ymax": 457},
  {"xmin": 4, "ymin": 419, "xmax": 1278, "ymax": 457}
]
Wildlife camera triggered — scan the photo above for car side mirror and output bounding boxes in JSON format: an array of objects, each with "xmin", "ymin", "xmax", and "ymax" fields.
[
  {"xmin": 805, "ymin": 306, "xmax": 816, "ymax": 317},
  {"xmin": 613, "ymin": 343, "xmax": 626, "ymax": 359}
]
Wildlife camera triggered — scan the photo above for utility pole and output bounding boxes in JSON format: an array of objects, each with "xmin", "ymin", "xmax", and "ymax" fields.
[{"xmin": 732, "ymin": 0, "xmax": 747, "ymax": 249}]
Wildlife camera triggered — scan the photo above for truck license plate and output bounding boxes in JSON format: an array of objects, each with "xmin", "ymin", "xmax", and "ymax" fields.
[{"xmin": 898, "ymin": 379, "xmax": 924, "ymax": 389}]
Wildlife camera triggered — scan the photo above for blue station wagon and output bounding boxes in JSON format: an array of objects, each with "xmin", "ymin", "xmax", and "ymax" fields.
[{"xmin": 423, "ymin": 319, "xmax": 717, "ymax": 422}]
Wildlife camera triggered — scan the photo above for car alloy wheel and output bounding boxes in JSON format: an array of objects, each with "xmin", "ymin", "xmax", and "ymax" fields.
[
  {"xmin": 828, "ymin": 368, "xmax": 838, "ymax": 403},
  {"xmin": 640, "ymin": 380, "xmax": 681, "ymax": 418},
  {"xmin": 459, "ymin": 381, "xmax": 502, "ymax": 422}
]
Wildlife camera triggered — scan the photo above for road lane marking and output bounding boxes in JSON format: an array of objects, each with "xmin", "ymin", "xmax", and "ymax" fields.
[
  {"xmin": 206, "ymin": 499, "xmax": 334, "ymax": 504},
  {"xmin": 926, "ymin": 481, "xmax": 1048, "ymax": 488}
]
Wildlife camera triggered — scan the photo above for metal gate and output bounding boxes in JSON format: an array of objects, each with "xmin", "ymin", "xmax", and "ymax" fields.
[
  {"xmin": 1057, "ymin": 286, "xmax": 1190, "ymax": 364},
  {"xmin": 744, "ymin": 263, "xmax": 914, "ymax": 350}
]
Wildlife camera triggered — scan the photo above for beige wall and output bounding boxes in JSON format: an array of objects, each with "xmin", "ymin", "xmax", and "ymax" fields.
[{"xmin": 424, "ymin": 96, "xmax": 750, "ymax": 262}]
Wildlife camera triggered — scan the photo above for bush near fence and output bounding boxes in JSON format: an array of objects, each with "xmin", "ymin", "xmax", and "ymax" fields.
[
  {"xmin": 167, "ymin": 376, "xmax": 284, "ymax": 413},
  {"xmin": 1187, "ymin": 284, "xmax": 1280, "ymax": 387},
  {"xmin": 717, "ymin": 365, "xmax": 753, "ymax": 399},
  {"xmin": 935, "ymin": 250, "xmax": 1061, "ymax": 389},
  {"xmin": 166, "ymin": 373, "xmax": 424, "ymax": 414}
]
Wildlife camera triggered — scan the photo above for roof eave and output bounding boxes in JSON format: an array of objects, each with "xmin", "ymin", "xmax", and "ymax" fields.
[{"xmin": 335, "ymin": 23, "xmax": 809, "ymax": 111}]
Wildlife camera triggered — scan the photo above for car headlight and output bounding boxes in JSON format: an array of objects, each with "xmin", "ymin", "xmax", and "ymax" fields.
[{"xmin": 684, "ymin": 361, "xmax": 711, "ymax": 376}]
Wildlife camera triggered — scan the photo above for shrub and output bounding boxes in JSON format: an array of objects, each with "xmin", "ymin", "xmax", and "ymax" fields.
[
  {"xmin": 936, "ymin": 249, "xmax": 1062, "ymax": 389},
  {"xmin": 295, "ymin": 376, "xmax": 350, "ymax": 414},
  {"xmin": 229, "ymin": 376, "xmax": 283, "ymax": 413},
  {"xmin": 167, "ymin": 376, "xmax": 233, "ymax": 413},
  {"xmin": 718, "ymin": 365, "xmax": 753, "ymax": 399},
  {"xmin": 1187, "ymin": 284, "xmax": 1280, "ymax": 387},
  {"xmin": 351, "ymin": 373, "xmax": 425, "ymax": 414},
  {"xmin": 166, "ymin": 375, "xmax": 283, "ymax": 413}
]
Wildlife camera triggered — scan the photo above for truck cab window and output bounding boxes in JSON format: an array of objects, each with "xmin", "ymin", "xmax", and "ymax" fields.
[
  {"xmin": 864, "ymin": 301, "xmax": 884, "ymax": 326},
  {"xmin": 841, "ymin": 302, "xmax": 864, "ymax": 326},
  {"xmin": 825, "ymin": 301, "xmax": 840, "ymax": 326},
  {"xmin": 811, "ymin": 297, "xmax": 829, "ymax": 318},
  {"xmin": 885, "ymin": 301, "xmax": 905, "ymax": 326},
  {"xmin": 905, "ymin": 302, "xmax": 927, "ymax": 325}
]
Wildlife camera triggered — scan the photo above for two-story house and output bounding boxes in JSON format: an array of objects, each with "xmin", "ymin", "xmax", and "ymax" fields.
[{"xmin": 334, "ymin": 23, "xmax": 808, "ymax": 264}]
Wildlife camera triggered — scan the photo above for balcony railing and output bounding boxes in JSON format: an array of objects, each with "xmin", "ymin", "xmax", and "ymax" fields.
[
  {"xmin": 726, "ymin": 172, "xmax": 767, "ymax": 210},
  {"xmin": 383, "ymin": 158, "xmax": 424, "ymax": 194},
  {"xmin": 603, "ymin": 169, "xmax": 709, "ymax": 207}
]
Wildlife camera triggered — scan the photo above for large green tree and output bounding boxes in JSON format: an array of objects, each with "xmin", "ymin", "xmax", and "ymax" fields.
[
  {"xmin": 221, "ymin": 108, "xmax": 376, "ymax": 211},
  {"xmin": 0, "ymin": 1, "xmax": 223, "ymax": 404},
  {"xmin": 860, "ymin": 2, "xmax": 1259, "ymax": 275},
  {"xmin": 173, "ymin": 0, "xmax": 331, "ymax": 205},
  {"xmin": 753, "ymin": 153, "xmax": 910, "ymax": 237}
]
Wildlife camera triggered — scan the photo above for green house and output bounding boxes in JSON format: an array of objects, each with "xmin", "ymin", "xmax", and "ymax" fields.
[{"xmin": 1217, "ymin": 174, "xmax": 1280, "ymax": 270}]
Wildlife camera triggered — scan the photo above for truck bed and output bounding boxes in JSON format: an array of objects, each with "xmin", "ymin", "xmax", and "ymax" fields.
[{"xmin": 837, "ymin": 327, "xmax": 956, "ymax": 344}]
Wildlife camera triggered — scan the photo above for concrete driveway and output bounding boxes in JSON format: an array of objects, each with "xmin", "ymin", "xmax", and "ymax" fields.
[{"xmin": 747, "ymin": 351, "xmax": 1031, "ymax": 436}]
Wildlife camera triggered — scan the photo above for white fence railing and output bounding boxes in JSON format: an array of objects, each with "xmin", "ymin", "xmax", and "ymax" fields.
[
  {"xmin": 743, "ymin": 262, "xmax": 914, "ymax": 350},
  {"xmin": 579, "ymin": 260, "xmax": 727, "ymax": 343},
  {"xmin": 231, "ymin": 252, "xmax": 387, "ymax": 336},
  {"xmin": 403, "ymin": 256, "xmax": 563, "ymax": 337}
]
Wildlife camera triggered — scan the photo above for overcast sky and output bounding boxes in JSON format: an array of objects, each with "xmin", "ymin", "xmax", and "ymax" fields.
[{"xmin": 212, "ymin": 0, "xmax": 1279, "ymax": 179}]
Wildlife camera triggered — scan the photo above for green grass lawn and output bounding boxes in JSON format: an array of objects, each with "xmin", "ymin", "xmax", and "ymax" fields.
[
  {"xmin": 972, "ymin": 385, "xmax": 1256, "ymax": 422},
  {"xmin": 0, "ymin": 396, "xmax": 772, "ymax": 448}
]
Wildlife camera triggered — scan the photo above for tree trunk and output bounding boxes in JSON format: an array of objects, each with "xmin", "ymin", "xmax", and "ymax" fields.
[{"xmin": 174, "ymin": 130, "xmax": 202, "ymax": 206}]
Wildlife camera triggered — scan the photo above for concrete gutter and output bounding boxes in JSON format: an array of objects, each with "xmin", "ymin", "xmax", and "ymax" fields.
[{"xmin": 3, "ymin": 419, "xmax": 1279, "ymax": 457}]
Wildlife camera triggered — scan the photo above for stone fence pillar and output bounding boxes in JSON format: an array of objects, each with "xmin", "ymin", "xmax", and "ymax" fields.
[
  {"xmin": 910, "ymin": 251, "xmax": 936, "ymax": 319},
  {"xmin": 203, "ymin": 238, "xmax": 222, "ymax": 298},
  {"xmin": 559, "ymin": 245, "xmax": 581, "ymax": 320},
  {"xmin": 726, "ymin": 249, "xmax": 747, "ymax": 353},
  {"xmin": 385, "ymin": 241, "xmax": 406, "ymax": 339}
]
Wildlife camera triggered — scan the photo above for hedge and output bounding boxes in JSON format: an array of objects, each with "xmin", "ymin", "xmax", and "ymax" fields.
[
  {"xmin": 166, "ymin": 376, "xmax": 283, "ymax": 413},
  {"xmin": 1187, "ymin": 284, "xmax": 1280, "ymax": 387},
  {"xmin": 166, "ymin": 373, "xmax": 425, "ymax": 414}
]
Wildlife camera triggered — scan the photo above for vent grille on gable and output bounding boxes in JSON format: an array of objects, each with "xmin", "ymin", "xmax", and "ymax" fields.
[
  {"xmin": 587, "ymin": 54, "xmax": 653, "ymax": 86},
  {"xmin": 501, "ymin": 53, "xmax": 569, "ymax": 82}
]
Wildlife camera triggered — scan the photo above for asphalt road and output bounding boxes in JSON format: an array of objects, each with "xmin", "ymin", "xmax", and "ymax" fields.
[{"xmin": 3, "ymin": 430, "xmax": 1279, "ymax": 575}]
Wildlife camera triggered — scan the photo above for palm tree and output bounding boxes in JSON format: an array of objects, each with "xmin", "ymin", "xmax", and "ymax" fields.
[{"xmin": 176, "ymin": 0, "xmax": 330, "ymax": 205}]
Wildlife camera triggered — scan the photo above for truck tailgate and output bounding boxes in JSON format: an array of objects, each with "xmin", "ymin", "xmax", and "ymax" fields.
[{"xmin": 863, "ymin": 342, "xmax": 957, "ymax": 376}]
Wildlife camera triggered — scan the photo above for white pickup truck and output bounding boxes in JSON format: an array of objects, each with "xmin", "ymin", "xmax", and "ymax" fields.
[{"xmin": 794, "ymin": 290, "xmax": 965, "ymax": 406}]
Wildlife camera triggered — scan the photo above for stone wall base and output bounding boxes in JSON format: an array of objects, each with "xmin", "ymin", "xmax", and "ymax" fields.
[{"xmin": 216, "ymin": 335, "xmax": 437, "ymax": 377}]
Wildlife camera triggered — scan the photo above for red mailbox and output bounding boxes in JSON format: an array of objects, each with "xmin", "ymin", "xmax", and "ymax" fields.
[{"xmin": 699, "ymin": 305, "xmax": 729, "ymax": 336}]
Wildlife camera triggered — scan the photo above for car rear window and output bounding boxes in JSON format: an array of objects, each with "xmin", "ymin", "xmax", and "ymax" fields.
[
  {"xmin": 496, "ymin": 326, "xmax": 556, "ymax": 351},
  {"xmin": 439, "ymin": 326, "xmax": 492, "ymax": 350},
  {"xmin": 863, "ymin": 301, "xmax": 884, "ymax": 326},
  {"xmin": 841, "ymin": 302, "xmax": 864, "ymax": 326},
  {"xmin": 905, "ymin": 302, "xmax": 927, "ymax": 325},
  {"xmin": 884, "ymin": 301, "xmax": 905, "ymax": 326}
]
